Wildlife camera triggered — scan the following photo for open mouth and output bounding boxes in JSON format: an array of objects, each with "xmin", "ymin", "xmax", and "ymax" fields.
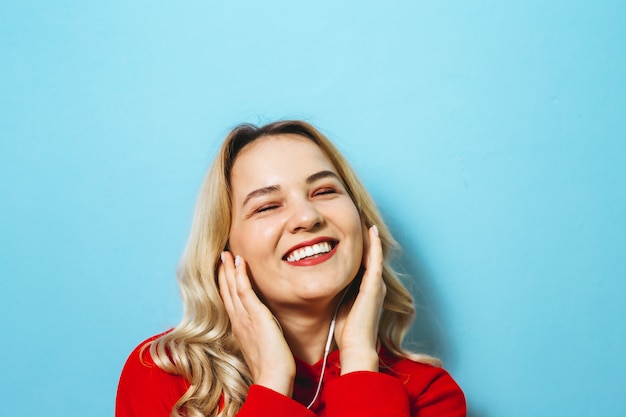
[{"xmin": 283, "ymin": 240, "xmax": 338, "ymax": 263}]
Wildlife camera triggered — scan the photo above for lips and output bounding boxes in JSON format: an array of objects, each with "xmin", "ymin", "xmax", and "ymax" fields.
[{"xmin": 283, "ymin": 237, "xmax": 338, "ymax": 263}]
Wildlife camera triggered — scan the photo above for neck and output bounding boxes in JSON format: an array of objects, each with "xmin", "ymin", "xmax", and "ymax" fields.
[
  {"xmin": 273, "ymin": 305, "xmax": 336, "ymax": 365},
  {"xmin": 268, "ymin": 284, "xmax": 354, "ymax": 365}
]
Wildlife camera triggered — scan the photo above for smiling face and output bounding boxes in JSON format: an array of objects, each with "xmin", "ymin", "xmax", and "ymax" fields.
[{"xmin": 227, "ymin": 134, "xmax": 364, "ymax": 314}]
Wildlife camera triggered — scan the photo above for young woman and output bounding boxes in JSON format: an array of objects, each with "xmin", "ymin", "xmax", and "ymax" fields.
[{"xmin": 116, "ymin": 120, "xmax": 466, "ymax": 417}]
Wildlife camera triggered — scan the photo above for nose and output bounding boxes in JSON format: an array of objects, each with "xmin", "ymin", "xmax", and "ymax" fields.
[{"xmin": 287, "ymin": 198, "xmax": 324, "ymax": 233}]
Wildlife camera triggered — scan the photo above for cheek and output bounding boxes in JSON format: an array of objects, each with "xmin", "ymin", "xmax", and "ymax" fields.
[
  {"xmin": 227, "ymin": 225, "xmax": 256, "ymax": 261},
  {"xmin": 360, "ymin": 222, "xmax": 368, "ymax": 249},
  {"xmin": 226, "ymin": 226, "xmax": 244, "ymax": 256},
  {"xmin": 344, "ymin": 205, "xmax": 366, "ymax": 260},
  {"xmin": 229, "ymin": 222, "xmax": 278, "ymax": 263}
]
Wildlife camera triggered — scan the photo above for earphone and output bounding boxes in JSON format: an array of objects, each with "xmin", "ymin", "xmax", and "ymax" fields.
[
  {"xmin": 305, "ymin": 281, "xmax": 355, "ymax": 409},
  {"xmin": 306, "ymin": 315, "xmax": 336, "ymax": 409}
]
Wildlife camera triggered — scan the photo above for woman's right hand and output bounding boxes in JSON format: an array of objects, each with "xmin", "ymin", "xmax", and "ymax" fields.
[{"xmin": 218, "ymin": 251, "xmax": 296, "ymax": 397}]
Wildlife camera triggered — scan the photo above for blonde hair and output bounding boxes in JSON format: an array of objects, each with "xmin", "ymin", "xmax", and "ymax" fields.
[{"xmin": 150, "ymin": 120, "xmax": 440, "ymax": 417}]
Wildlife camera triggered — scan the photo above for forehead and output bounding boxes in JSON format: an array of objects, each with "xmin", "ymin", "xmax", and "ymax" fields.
[{"xmin": 230, "ymin": 134, "xmax": 338, "ymax": 187}]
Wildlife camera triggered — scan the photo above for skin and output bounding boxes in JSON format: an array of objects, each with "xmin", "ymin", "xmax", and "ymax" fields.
[{"xmin": 218, "ymin": 134, "xmax": 386, "ymax": 398}]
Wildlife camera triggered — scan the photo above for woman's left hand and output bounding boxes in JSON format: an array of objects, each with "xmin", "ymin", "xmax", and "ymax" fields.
[{"xmin": 334, "ymin": 225, "xmax": 386, "ymax": 374}]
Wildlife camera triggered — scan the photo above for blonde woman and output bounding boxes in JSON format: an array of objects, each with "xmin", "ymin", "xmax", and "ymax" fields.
[{"xmin": 116, "ymin": 120, "xmax": 466, "ymax": 417}]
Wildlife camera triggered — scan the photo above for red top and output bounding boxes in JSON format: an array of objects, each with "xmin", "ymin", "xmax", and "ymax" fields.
[{"xmin": 116, "ymin": 334, "xmax": 466, "ymax": 417}]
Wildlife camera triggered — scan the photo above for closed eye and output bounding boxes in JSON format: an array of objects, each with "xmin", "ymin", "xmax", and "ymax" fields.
[
  {"xmin": 313, "ymin": 187, "xmax": 338, "ymax": 197},
  {"xmin": 255, "ymin": 204, "xmax": 280, "ymax": 214}
]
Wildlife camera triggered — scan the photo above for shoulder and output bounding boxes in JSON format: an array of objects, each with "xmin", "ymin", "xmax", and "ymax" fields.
[
  {"xmin": 120, "ymin": 332, "xmax": 164, "ymax": 370},
  {"xmin": 380, "ymin": 349, "xmax": 466, "ymax": 417},
  {"xmin": 118, "ymin": 332, "xmax": 183, "ymax": 384},
  {"xmin": 115, "ymin": 332, "xmax": 190, "ymax": 417}
]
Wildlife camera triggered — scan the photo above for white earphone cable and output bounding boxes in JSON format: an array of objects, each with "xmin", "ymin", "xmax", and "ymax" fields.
[
  {"xmin": 306, "ymin": 283, "xmax": 353, "ymax": 409},
  {"xmin": 305, "ymin": 318, "xmax": 336, "ymax": 409}
]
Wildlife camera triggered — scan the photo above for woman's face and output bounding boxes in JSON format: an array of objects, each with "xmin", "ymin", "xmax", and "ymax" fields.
[{"xmin": 228, "ymin": 134, "xmax": 364, "ymax": 313}]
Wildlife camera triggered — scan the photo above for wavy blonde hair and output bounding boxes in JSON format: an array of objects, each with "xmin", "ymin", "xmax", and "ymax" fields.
[{"xmin": 150, "ymin": 120, "xmax": 440, "ymax": 417}]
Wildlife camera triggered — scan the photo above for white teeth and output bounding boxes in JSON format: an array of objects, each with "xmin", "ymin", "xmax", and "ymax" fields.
[{"xmin": 286, "ymin": 241, "xmax": 332, "ymax": 262}]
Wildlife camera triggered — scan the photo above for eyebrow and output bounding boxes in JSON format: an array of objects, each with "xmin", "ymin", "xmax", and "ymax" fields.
[
  {"xmin": 241, "ymin": 170, "xmax": 340, "ymax": 207},
  {"xmin": 306, "ymin": 170, "xmax": 340, "ymax": 184},
  {"xmin": 242, "ymin": 185, "xmax": 280, "ymax": 207}
]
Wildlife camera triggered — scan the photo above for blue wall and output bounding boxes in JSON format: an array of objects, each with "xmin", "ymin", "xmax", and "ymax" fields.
[{"xmin": 1, "ymin": 1, "xmax": 625, "ymax": 416}]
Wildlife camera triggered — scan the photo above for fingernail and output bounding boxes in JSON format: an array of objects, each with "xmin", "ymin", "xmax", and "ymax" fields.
[
  {"xmin": 234, "ymin": 255, "xmax": 241, "ymax": 268},
  {"xmin": 372, "ymin": 225, "xmax": 379, "ymax": 237},
  {"xmin": 220, "ymin": 252, "xmax": 226, "ymax": 263}
]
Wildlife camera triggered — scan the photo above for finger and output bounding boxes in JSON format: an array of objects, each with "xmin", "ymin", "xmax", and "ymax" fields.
[
  {"xmin": 233, "ymin": 256, "xmax": 268, "ymax": 316},
  {"xmin": 362, "ymin": 225, "xmax": 383, "ymax": 290},
  {"xmin": 226, "ymin": 254, "xmax": 249, "ymax": 315},
  {"xmin": 220, "ymin": 252, "xmax": 252, "ymax": 319},
  {"xmin": 218, "ymin": 251, "xmax": 237, "ymax": 314}
]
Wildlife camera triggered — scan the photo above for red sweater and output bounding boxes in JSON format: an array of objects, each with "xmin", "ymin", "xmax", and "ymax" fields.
[{"xmin": 116, "ymin": 334, "xmax": 466, "ymax": 417}]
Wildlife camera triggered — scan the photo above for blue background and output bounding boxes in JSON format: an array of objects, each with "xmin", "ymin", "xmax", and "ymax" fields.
[{"xmin": 1, "ymin": 1, "xmax": 625, "ymax": 416}]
